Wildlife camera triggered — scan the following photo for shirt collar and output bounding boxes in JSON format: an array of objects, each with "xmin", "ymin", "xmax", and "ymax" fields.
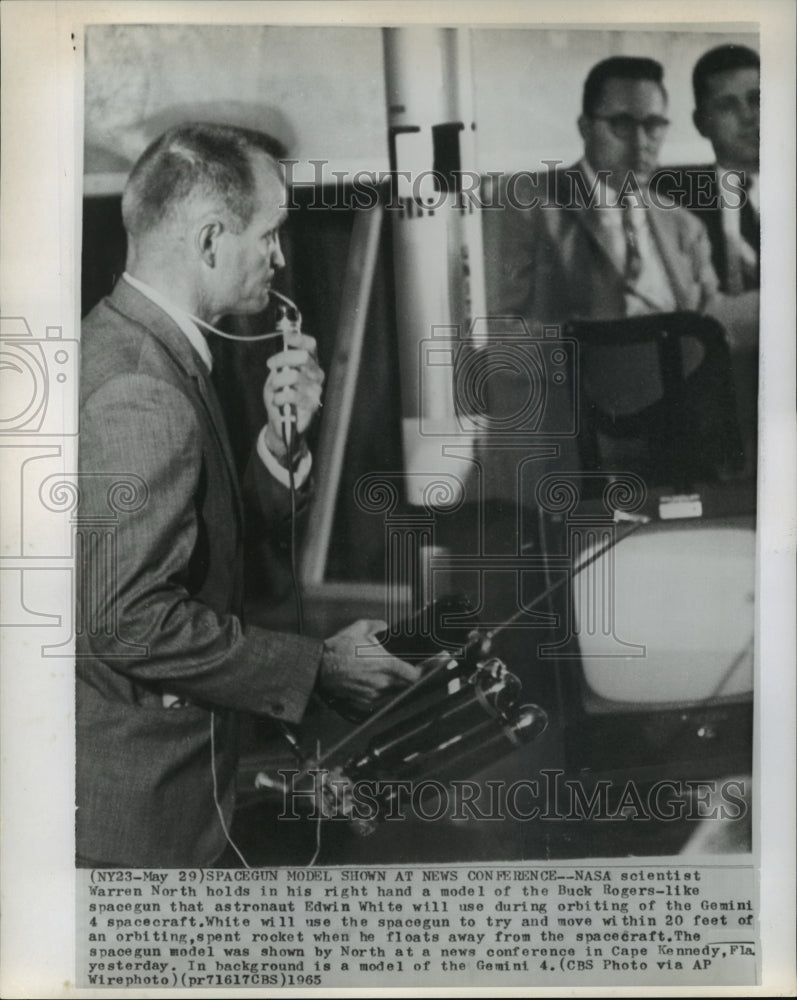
[
  {"xmin": 715, "ymin": 163, "xmax": 759, "ymax": 213},
  {"xmin": 580, "ymin": 158, "xmax": 647, "ymax": 212},
  {"xmin": 122, "ymin": 272, "xmax": 213, "ymax": 373},
  {"xmin": 579, "ymin": 158, "xmax": 650, "ymax": 236}
]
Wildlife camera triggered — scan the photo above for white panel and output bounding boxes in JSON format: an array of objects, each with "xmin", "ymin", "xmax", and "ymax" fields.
[{"xmin": 576, "ymin": 523, "xmax": 756, "ymax": 704}]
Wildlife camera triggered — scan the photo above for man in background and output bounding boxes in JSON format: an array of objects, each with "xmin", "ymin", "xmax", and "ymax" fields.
[
  {"xmin": 676, "ymin": 44, "xmax": 761, "ymax": 471},
  {"xmin": 688, "ymin": 44, "xmax": 760, "ymax": 294},
  {"xmin": 490, "ymin": 55, "xmax": 757, "ymax": 334},
  {"xmin": 482, "ymin": 56, "xmax": 757, "ymax": 499},
  {"xmin": 77, "ymin": 123, "xmax": 419, "ymax": 868}
]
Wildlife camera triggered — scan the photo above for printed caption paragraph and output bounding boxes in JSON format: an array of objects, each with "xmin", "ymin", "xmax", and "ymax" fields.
[{"xmin": 77, "ymin": 863, "xmax": 757, "ymax": 988}]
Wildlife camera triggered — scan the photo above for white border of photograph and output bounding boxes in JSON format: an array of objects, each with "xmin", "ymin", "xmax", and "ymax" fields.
[{"xmin": 1, "ymin": 0, "xmax": 794, "ymax": 995}]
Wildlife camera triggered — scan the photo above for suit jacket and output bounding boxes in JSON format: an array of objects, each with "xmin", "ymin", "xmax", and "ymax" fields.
[
  {"xmin": 484, "ymin": 163, "xmax": 723, "ymax": 328},
  {"xmin": 479, "ymin": 163, "xmax": 756, "ymax": 503},
  {"xmin": 77, "ymin": 279, "xmax": 323, "ymax": 867},
  {"xmin": 658, "ymin": 165, "xmax": 760, "ymax": 293}
]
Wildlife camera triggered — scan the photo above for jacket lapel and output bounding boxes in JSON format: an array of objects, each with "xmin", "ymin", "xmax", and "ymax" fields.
[
  {"xmin": 565, "ymin": 163, "xmax": 698, "ymax": 310},
  {"xmin": 191, "ymin": 373, "xmax": 245, "ymax": 526},
  {"xmin": 701, "ymin": 170, "xmax": 729, "ymax": 290},
  {"xmin": 564, "ymin": 166, "xmax": 624, "ymax": 279},
  {"xmin": 106, "ymin": 280, "xmax": 244, "ymax": 526},
  {"xmin": 645, "ymin": 207, "xmax": 694, "ymax": 310}
]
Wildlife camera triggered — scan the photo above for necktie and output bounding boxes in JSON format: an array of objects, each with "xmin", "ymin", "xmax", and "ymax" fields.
[{"xmin": 622, "ymin": 204, "xmax": 642, "ymax": 284}]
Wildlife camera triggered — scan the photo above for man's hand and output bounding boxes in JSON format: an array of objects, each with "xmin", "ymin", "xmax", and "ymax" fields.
[
  {"xmin": 318, "ymin": 619, "xmax": 422, "ymax": 712},
  {"xmin": 263, "ymin": 330, "xmax": 324, "ymax": 460}
]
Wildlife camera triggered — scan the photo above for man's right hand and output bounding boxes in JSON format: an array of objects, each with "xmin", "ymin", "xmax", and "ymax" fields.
[{"xmin": 318, "ymin": 619, "xmax": 421, "ymax": 712}]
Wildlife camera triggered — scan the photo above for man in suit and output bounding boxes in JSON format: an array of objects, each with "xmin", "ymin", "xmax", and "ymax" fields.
[
  {"xmin": 489, "ymin": 56, "xmax": 757, "ymax": 338},
  {"xmin": 481, "ymin": 56, "xmax": 757, "ymax": 498},
  {"xmin": 687, "ymin": 44, "xmax": 760, "ymax": 294},
  {"xmin": 666, "ymin": 45, "xmax": 760, "ymax": 472},
  {"xmin": 77, "ymin": 123, "xmax": 420, "ymax": 867}
]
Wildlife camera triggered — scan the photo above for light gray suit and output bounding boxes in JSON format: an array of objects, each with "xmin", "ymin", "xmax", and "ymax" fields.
[
  {"xmin": 77, "ymin": 279, "xmax": 323, "ymax": 867},
  {"xmin": 478, "ymin": 164, "xmax": 755, "ymax": 502},
  {"xmin": 485, "ymin": 163, "xmax": 723, "ymax": 330}
]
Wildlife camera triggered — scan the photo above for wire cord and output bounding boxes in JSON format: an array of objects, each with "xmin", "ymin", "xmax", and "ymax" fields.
[
  {"xmin": 188, "ymin": 288, "xmax": 304, "ymax": 343},
  {"xmin": 210, "ymin": 711, "xmax": 251, "ymax": 869},
  {"xmin": 281, "ymin": 418, "xmax": 305, "ymax": 635},
  {"xmin": 204, "ymin": 288, "xmax": 310, "ymax": 869},
  {"xmin": 280, "ymin": 412, "xmax": 321, "ymax": 865}
]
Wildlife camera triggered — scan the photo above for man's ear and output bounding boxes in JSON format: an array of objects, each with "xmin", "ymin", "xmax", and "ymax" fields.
[
  {"xmin": 197, "ymin": 220, "xmax": 223, "ymax": 267},
  {"xmin": 693, "ymin": 108, "xmax": 709, "ymax": 140},
  {"xmin": 577, "ymin": 114, "xmax": 589, "ymax": 142}
]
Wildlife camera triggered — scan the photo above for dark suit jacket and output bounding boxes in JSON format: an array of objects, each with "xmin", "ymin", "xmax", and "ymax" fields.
[
  {"xmin": 657, "ymin": 165, "xmax": 760, "ymax": 293},
  {"xmin": 77, "ymin": 279, "xmax": 323, "ymax": 867},
  {"xmin": 653, "ymin": 165, "xmax": 760, "ymax": 472}
]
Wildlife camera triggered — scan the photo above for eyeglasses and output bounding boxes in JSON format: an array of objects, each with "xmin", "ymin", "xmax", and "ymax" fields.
[{"xmin": 590, "ymin": 113, "xmax": 670, "ymax": 141}]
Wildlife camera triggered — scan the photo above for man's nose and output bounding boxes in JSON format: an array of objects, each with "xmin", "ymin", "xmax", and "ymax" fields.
[
  {"xmin": 631, "ymin": 124, "xmax": 652, "ymax": 150},
  {"xmin": 743, "ymin": 98, "xmax": 759, "ymax": 124},
  {"xmin": 271, "ymin": 236, "xmax": 286, "ymax": 270}
]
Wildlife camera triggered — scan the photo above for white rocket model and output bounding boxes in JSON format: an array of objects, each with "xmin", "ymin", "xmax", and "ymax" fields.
[{"xmin": 382, "ymin": 27, "xmax": 487, "ymax": 507}]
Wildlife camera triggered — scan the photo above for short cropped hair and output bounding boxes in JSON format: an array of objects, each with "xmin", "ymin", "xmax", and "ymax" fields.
[
  {"xmin": 692, "ymin": 44, "xmax": 760, "ymax": 110},
  {"xmin": 121, "ymin": 123, "xmax": 283, "ymax": 238},
  {"xmin": 582, "ymin": 56, "xmax": 667, "ymax": 117}
]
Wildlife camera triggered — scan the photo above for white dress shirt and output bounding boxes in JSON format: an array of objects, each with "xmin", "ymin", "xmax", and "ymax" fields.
[
  {"xmin": 122, "ymin": 272, "xmax": 311, "ymax": 488},
  {"xmin": 124, "ymin": 271, "xmax": 214, "ymax": 371}
]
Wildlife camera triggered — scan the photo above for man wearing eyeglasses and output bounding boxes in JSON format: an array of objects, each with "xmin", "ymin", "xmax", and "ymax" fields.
[
  {"xmin": 574, "ymin": 57, "xmax": 679, "ymax": 317},
  {"xmin": 482, "ymin": 55, "xmax": 758, "ymax": 499},
  {"xmin": 492, "ymin": 55, "xmax": 756, "ymax": 331}
]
